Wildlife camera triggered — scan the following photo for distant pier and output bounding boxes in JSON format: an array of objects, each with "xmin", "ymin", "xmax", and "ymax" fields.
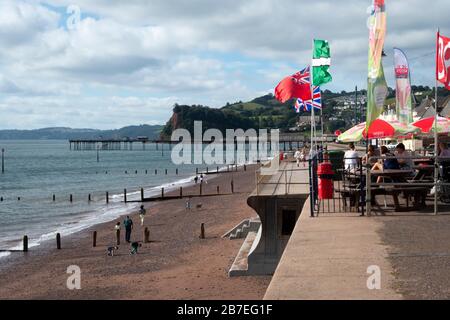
[{"xmin": 69, "ymin": 134, "xmax": 335, "ymax": 151}]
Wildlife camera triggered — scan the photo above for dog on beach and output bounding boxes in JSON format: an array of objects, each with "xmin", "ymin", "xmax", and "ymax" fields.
[
  {"xmin": 196, "ymin": 203, "xmax": 203, "ymax": 210},
  {"xmin": 107, "ymin": 246, "xmax": 119, "ymax": 256}
]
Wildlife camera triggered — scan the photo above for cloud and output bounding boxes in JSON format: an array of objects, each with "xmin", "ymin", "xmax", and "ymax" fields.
[{"xmin": 0, "ymin": 0, "xmax": 447, "ymax": 129}]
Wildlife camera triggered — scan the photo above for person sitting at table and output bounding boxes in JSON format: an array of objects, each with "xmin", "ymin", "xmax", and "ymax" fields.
[
  {"xmin": 344, "ymin": 143, "xmax": 359, "ymax": 172},
  {"xmin": 371, "ymin": 146, "xmax": 400, "ymax": 183},
  {"xmin": 438, "ymin": 142, "xmax": 450, "ymax": 159},
  {"xmin": 362, "ymin": 145, "xmax": 380, "ymax": 167},
  {"xmin": 395, "ymin": 143, "xmax": 413, "ymax": 171}
]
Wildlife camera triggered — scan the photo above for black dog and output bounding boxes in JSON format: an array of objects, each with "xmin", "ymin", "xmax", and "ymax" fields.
[{"xmin": 107, "ymin": 246, "xmax": 119, "ymax": 256}]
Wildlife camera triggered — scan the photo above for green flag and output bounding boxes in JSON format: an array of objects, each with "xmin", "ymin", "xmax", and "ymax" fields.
[{"xmin": 312, "ymin": 39, "xmax": 332, "ymax": 86}]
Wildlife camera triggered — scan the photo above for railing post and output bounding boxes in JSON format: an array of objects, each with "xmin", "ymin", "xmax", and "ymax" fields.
[
  {"xmin": 285, "ymin": 170, "xmax": 288, "ymax": 195},
  {"xmin": 366, "ymin": 158, "xmax": 372, "ymax": 217},
  {"xmin": 359, "ymin": 158, "xmax": 364, "ymax": 216},
  {"xmin": 256, "ymin": 170, "xmax": 259, "ymax": 195},
  {"xmin": 435, "ymin": 155, "xmax": 438, "ymax": 215},
  {"xmin": 309, "ymin": 159, "xmax": 314, "ymax": 217}
]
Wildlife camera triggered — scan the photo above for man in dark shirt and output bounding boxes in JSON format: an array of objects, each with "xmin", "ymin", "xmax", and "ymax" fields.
[{"xmin": 123, "ymin": 216, "xmax": 133, "ymax": 243}]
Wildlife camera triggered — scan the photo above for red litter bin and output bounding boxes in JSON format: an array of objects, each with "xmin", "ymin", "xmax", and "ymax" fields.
[{"xmin": 317, "ymin": 162, "xmax": 334, "ymax": 200}]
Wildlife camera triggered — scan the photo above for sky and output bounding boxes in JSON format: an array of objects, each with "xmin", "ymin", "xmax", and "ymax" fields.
[{"xmin": 0, "ymin": 0, "xmax": 448, "ymax": 129}]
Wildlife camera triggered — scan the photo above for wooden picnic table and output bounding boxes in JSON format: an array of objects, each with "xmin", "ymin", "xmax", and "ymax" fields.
[
  {"xmin": 370, "ymin": 169, "xmax": 428, "ymax": 212},
  {"xmin": 370, "ymin": 169, "xmax": 414, "ymax": 180},
  {"xmin": 413, "ymin": 158, "xmax": 434, "ymax": 166}
]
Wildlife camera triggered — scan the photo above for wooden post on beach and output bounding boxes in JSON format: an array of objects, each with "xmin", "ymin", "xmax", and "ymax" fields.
[
  {"xmin": 196, "ymin": 168, "xmax": 199, "ymax": 175},
  {"xmin": 124, "ymin": 189, "xmax": 127, "ymax": 203},
  {"xmin": 1, "ymin": 148, "xmax": 4, "ymax": 174},
  {"xmin": 244, "ymin": 164, "xmax": 247, "ymax": 172},
  {"xmin": 161, "ymin": 188, "xmax": 165, "ymax": 199},
  {"xmin": 141, "ymin": 188, "xmax": 144, "ymax": 202},
  {"xmin": 70, "ymin": 194, "xmax": 73, "ymax": 202},
  {"xmin": 23, "ymin": 235, "xmax": 28, "ymax": 252},
  {"xmin": 145, "ymin": 170, "xmax": 148, "ymax": 174},
  {"xmin": 53, "ymin": 194, "xmax": 56, "ymax": 202},
  {"xmin": 231, "ymin": 180, "xmax": 234, "ymax": 193},
  {"xmin": 56, "ymin": 233, "xmax": 61, "ymax": 250},
  {"xmin": 200, "ymin": 223, "xmax": 205, "ymax": 239},
  {"xmin": 155, "ymin": 169, "xmax": 158, "ymax": 175},
  {"xmin": 92, "ymin": 231, "xmax": 97, "ymax": 247},
  {"xmin": 165, "ymin": 169, "xmax": 168, "ymax": 175},
  {"xmin": 217, "ymin": 166, "xmax": 219, "ymax": 173},
  {"xmin": 217, "ymin": 186, "xmax": 220, "ymax": 194},
  {"xmin": 143, "ymin": 227, "xmax": 150, "ymax": 243},
  {"xmin": 0, "ymin": 197, "xmax": 3, "ymax": 202},
  {"xmin": 176, "ymin": 168, "xmax": 178, "ymax": 175},
  {"xmin": 116, "ymin": 229, "xmax": 120, "ymax": 246},
  {"xmin": 106, "ymin": 192, "xmax": 109, "ymax": 204},
  {"xmin": 206, "ymin": 167, "xmax": 209, "ymax": 174},
  {"xmin": 180, "ymin": 187, "xmax": 183, "ymax": 198},
  {"xmin": 88, "ymin": 194, "xmax": 91, "ymax": 202}
]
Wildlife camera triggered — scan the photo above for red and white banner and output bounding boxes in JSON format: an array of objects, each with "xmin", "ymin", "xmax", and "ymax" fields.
[{"xmin": 437, "ymin": 32, "xmax": 450, "ymax": 90}]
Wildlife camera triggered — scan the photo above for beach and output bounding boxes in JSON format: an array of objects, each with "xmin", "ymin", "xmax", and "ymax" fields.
[{"xmin": 0, "ymin": 165, "xmax": 271, "ymax": 300}]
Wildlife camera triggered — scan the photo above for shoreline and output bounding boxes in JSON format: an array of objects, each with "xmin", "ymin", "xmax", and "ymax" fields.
[
  {"xmin": 0, "ymin": 164, "xmax": 271, "ymax": 300},
  {"xmin": 0, "ymin": 163, "xmax": 239, "ymax": 260}
]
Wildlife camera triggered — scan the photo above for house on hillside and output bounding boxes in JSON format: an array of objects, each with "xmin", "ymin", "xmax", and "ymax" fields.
[{"xmin": 439, "ymin": 97, "xmax": 450, "ymax": 117}]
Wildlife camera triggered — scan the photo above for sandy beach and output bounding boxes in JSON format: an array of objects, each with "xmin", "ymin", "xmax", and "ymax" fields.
[{"xmin": 0, "ymin": 165, "xmax": 271, "ymax": 300}]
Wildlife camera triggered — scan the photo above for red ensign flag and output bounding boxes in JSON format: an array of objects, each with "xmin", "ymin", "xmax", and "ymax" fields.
[
  {"xmin": 274, "ymin": 66, "xmax": 312, "ymax": 103},
  {"xmin": 437, "ymin": 32, "xmax": 450, "ymax": 90}
]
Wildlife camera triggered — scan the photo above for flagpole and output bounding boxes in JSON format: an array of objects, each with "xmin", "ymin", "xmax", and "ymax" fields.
[
  {"xmin": 320, "ymin": 107, "xmax": 324, "ymax": 147},
  {"xmin": 311, "ymin": 39, "xmax": 317, "ymax": 156},
  {"xmin": 434, "ymin": 28, "xmax": 439, "ymax": 216}
]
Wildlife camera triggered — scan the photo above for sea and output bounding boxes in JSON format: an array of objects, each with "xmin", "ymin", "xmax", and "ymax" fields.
[{"xmin": 0, "ymin": 140, "xmax": 223, "ymax": 258}]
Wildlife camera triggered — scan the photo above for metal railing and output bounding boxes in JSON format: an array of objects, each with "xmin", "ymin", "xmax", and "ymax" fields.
[
  {"xmin": 255, "ymin": 155, "xmax": 309, "ymax": 196},
  {"xmin": 309, "ymin": 155, "xmax": 366, "ymax": 217}
]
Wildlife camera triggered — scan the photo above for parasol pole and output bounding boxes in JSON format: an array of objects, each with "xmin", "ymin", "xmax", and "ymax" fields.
[{"xmin": 434, "ymin": 28, "xmax": 439, "ymax": 216}]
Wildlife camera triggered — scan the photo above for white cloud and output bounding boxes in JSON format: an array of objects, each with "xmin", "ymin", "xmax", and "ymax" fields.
[{"xmin": 0, "ymin": 0, "xmax": 447, "ymax": 129}]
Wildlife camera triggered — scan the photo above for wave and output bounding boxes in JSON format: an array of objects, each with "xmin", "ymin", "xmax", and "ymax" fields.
[{"xmin": 0, "ymin": 171, "xmax": 210, "ymax": 259}]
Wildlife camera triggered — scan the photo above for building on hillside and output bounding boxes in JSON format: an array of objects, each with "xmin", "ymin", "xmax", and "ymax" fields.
[
  {"xmin": 439, "ymin": 97, "xmax": 450, "ymax": 117},
  {"xmin": 414, "ymin": 97, "xmax": 433, "ymax": 118}
]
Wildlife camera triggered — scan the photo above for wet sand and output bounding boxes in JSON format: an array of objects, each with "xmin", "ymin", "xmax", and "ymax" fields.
[{"xmin": 0, "ymin": 165, "xmax": 271, "ymax": 300}]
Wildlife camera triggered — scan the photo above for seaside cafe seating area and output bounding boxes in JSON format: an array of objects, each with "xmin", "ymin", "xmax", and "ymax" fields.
[{"xmin": 311, "ymin": 146, "xmax": 450, "ymax": 215}]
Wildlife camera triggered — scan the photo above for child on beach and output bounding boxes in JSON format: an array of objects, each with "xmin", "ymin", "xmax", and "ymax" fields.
[
  {"xmin": 186, "ymin": 198, "xmax": 192, "ymax": 210},
  {"xmin": 130, "ymin": 242, "xmax": 142, "ymax": 255},
  {"xmin": 139, "ymin": 205, "xmax": 146, "ymax": 226}
]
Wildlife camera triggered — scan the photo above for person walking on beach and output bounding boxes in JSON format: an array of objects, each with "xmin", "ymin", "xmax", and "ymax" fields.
[
  {"xmin": 200, "ymin": 174, "xmax": 204, "ymax": 184},
  {"xmin": 139, "ymin": 205, "xmax": 146, "ymax": 226},
  {"xmin": 194, "ymin": 176, "xmax": 199, "ymax": 184},
  {"xmin": 123, "ymin": 216, "xmax": 133, "ymax": 243},
  {"xmin": 186, "ymin": 197, "xmax": 192, "ymax": 210}
]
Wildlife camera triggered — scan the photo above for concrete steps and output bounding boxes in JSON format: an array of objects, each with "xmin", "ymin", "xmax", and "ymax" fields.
[{"xmin": 222, "ymin": 218, "xmax": 261, "ymax": 240}]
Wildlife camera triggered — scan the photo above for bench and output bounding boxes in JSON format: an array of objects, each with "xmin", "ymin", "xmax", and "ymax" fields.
[{"xmin": 371, "ymin": 186, "xmax": 429, "ymax": 212}]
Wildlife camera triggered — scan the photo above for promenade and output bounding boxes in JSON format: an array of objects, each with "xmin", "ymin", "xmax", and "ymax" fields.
[{"xmin": 262, "ymin": 154, "xmax": 450, "ymax": 299}]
